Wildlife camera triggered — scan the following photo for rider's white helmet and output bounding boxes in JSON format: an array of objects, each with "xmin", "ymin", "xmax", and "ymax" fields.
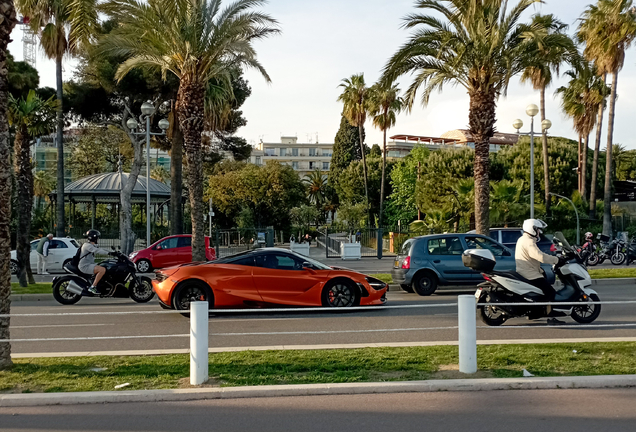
[{"xmin": 522, "ymin": 219, "xmax": 547, "ymax": 238}]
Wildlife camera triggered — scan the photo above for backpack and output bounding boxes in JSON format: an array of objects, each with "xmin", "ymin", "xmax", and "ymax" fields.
[{"xmin": 71, "ymin": 244, "xmax": 91, "ymax": 267}]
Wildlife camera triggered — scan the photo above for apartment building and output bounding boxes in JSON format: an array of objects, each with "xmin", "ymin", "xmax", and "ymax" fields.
[
  {"xmin": 250, "ymin": 136, "xmax": 333, "ymax": 177},
  {"xmin": 386, "ymin": 130, "xmax": 519, "ymax": 158}
]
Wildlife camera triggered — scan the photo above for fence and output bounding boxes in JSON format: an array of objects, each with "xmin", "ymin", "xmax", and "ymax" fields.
[
  {"xmin": 212, "ymin": 228, "xmax": 275, "ymax": 258},
  {"xmin": 316, "ymin": 228, "xmax": 415, "ymax": 259},
  {"xmin": 67, "ymin": 227, "xmax": 148, "ymax": 252},
  {"xmin": 4, "ymin": 297, "xmax": 635, "ymax": 386}
]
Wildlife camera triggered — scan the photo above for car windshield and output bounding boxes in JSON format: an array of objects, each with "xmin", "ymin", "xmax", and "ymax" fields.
[
  {"xmin": 286, "ymin": 251, "xmax": 332, "ymax": 270},
  {"xmin": 212, "ymin": 251, "xmax": 254, "ymax": 264}
]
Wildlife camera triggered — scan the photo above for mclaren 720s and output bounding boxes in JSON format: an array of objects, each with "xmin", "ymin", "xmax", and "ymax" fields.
[{"xmin": 152, "ymin": 248, "xmax": 388, "ymax": 311}]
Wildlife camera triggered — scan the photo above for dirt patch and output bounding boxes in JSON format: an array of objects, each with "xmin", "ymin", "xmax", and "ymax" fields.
[
  {"xmin": 178, "ymin": 377, "xmax": 224, "ymax": 388},
  {"xmin": 430, "ymin": 364, "xmax": 494, "ymax": 380}
]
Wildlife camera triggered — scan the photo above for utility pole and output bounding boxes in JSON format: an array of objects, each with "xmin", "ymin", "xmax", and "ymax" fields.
[{"xmin": 417, "ymin": 161, "xmax": 422, "ymax": 221}]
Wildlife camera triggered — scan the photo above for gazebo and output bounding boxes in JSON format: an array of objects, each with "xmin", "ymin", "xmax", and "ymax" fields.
[{"xmin": 51, "ymin": 172, "xmax": 174, "ymax": 229}]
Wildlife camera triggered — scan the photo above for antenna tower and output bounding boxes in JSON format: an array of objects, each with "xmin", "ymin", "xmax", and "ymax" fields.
[{"xmin": 19, "ymin": 17, "xmax": 37, "ymax": 67}]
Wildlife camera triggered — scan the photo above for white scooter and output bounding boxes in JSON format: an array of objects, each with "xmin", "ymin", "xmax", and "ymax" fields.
[{"xmin": 462, "ymin": 232, "xmax": 601, "ymax": 326}]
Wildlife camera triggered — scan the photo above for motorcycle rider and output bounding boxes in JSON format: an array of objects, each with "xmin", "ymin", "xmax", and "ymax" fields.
[
  {"xmin": 79, "ymin": 229, "xmax": 114, "ymax": 295},
  {"xmin": 516, "ymin": 219, "xmax": 565, "ymax": 323}
]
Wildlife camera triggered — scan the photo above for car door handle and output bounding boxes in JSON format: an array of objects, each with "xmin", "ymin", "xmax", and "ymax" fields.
[{"xmin": 433, "ymin": 260, "xmax": 441, "ymax": 263}]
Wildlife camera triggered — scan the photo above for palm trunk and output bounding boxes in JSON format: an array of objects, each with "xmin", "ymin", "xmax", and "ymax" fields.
[
  {"xmin": 468, "ymin": 88, "xmax": 496, "ymax": 235},
  {"xmin": 378, "ymin": 127, "xmax": 387, "ymax": 229},
  {"xmin": 578, "ymin": 135, "xmax": 583, "ymax": 193},
  {"xmin": 581, "ymin": 133, "xmax": 589, "ymax": 201},
  {"xmin": 540, "ymin": 86, "xmax": 550, "ymax": 216},
  {"xmin": 602, "ymin": 72, "xmax": 618, "ymax": 236},
  {"xmin": 55, "ymin": 52, "xmax": 65, "ymax": 237},
  {"xmin": 14, "ymin": 127, "xmax": 34, "ymax": 287},
  {"xmin": 358, "ymin": 124, "xmax": 370, "ymax": 225},
  {"xmin": 170, "ymin": 119, "xmax": 184, "ymax": 235},
  {"xmin": 589, "ymin": 75, "xmax": 606, "ymax": 219},
  {"xmin": 177, "ymin": 79, "xmax": 206, "ymax": 262},
  {"xmin": 0, "ymin": 0, "xmax": 17, "ymax": 370}
]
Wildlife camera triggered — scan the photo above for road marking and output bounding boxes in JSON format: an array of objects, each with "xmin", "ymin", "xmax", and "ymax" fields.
[{"xmin": 11, "ymin": 323, "xmax": 116, "ymax": 329}]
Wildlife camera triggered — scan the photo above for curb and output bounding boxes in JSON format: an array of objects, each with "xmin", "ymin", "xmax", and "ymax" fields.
[
  {"xmin": 9, "ymin": 294, "xmax": 52, "ymax": 302},
  {"xmin": 2, "ymin": 374, "xmax": 635, "ymax": 407}
]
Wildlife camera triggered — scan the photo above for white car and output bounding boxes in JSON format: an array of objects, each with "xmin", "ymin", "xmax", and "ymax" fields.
[{"xmin": 11, "ymin": 237, "xmax": 80, "ymax": 275}]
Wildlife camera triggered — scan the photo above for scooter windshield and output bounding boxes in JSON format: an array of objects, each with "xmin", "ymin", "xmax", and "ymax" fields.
[{"xmin": 554, "ymin": 231, "xmax": 572, "ymax": 252}]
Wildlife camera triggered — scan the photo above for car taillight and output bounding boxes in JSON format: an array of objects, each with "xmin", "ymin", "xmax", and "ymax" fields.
[
  {"xmin": 402, "ymin": 256, "xmax": 411, "ymax": 269},
  {"xmin": 550, "ymin": 244, "xmax": 557, "ymax": 252}
]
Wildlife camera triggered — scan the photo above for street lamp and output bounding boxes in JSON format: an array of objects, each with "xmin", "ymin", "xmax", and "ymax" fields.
[
  {"xmin": 127, "ymin": 101, "xmax": 170, "ymax": 247},
  {"xmin": 549, "ymin": 192, "xmax": 580, "ymax": 245},
  {"xmin": 513, "ymin": 104, "xmax": 552, "ymax": 219}
]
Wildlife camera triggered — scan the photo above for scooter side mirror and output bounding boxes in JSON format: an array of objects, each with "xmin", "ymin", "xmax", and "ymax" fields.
[{"xmin": 111, "ymin": 246, "xmax": 116, "ymax": 251}]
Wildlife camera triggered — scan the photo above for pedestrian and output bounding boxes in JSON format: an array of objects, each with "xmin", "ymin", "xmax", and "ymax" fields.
[
  {"xmin": 305, "ymin": 233, "xmax": 311, "ymax": 246},
  {"xmin": 36, "ymin": 233, "xmax": 54, "ymax": 275}
]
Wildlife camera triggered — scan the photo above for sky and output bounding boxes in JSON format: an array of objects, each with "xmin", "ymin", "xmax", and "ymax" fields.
[{"xmin": 8, "ymin": 0, "xmax": 636, "ymax": 149}]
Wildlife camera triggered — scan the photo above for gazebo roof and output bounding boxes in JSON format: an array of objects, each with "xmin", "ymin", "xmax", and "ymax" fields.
[{"xmin": 52, "ymin": 172, "xmax": 172, "ymax": 204}]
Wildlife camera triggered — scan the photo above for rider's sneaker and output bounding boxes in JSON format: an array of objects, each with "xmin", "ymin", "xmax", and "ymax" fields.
[
  {"xmin": 547, "ymin": 310, "xmax": 566, "ymax": 317},
  {"xmin": 547, "ymin": 318, "xmax": 566, "ymax": 325},
  {"xmin": 88, "ymin": 286, "xmax": 99, "ymax": 295}
]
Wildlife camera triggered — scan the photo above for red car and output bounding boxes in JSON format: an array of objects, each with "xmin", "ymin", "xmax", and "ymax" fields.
[
  {"xmin": 153, "ymin": 248, "xmax": 388, "ymax": 311},
  {"xmin": 129, "ymin": 235, "xmax": 216, "ymax": 273}
]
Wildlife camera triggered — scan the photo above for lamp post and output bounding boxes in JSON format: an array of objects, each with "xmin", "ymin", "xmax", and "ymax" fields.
[
  {"xmin": 549, "ymin": 192, "xmax": 580, "ymax": 245},
  {"xmin": 513, "ymin": 105, "xmax": 552, "ymax": 219},
  {"xmin": 127, "ymin": 102, "xmax": 170, "ymax": 246}
]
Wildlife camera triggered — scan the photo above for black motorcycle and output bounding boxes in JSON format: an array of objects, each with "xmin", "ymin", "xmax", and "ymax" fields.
[{"xmin": 52, "ymin": 249, "xmax": 154, "ymax": 305}]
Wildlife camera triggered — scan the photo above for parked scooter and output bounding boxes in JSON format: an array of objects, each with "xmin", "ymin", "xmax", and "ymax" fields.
[
  {"xmin": 463, "ymin": 232, "xmax": 601, "ymax": 326},
  {"xmin": 52, "ymin": 247, "xmax": 154, "ymax": 305}
]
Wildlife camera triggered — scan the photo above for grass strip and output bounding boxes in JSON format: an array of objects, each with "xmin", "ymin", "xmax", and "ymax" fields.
[
  {"xmin": 588, "ymin": 268, "xmax": 636, "ymax": 279},
  {"xmin": 11, "ymin": 283, "xmax": 53, "ymax": 295},
  {"xmin": 2, "ymin": 343, "xmax": 636, "ymax": 393}
]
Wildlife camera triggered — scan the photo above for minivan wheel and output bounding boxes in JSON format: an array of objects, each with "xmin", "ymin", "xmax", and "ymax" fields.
[{"xmin": 413, "ymin": 272, "xmax": 437, "ymax": 296}]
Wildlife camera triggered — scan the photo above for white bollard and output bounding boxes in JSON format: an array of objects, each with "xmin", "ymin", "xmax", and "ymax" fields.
[
  {"xmin": 190, "ymin": 301, "xmax": 209, "ymax": 385},
  {"xmin": 458, "ymin": 295, "xmax": 477, "ymax": 374}
]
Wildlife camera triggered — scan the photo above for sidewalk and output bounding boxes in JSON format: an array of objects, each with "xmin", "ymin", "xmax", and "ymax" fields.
[{"xmin": 2, "ymin": 374, "xmax": 636, "ymax": 407}]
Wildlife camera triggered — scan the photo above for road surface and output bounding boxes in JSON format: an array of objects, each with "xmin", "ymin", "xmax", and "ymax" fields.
[
  {"xmin": 1, "ymin": 388, "xmax": 635, "ymax": 431},
  {"xmin": 7, "ymin": 284, "xmax": 636, "ymax": 355}
]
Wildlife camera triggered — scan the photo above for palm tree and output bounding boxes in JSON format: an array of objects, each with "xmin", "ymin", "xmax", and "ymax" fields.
[
  {"xmin": 338, "ymin": 74, "xmax": 370, "ymax": 223},
  {"xmin": 100, "ymin": 0, "xmax": 279, "ymax": 261},
  {"xmin": 33, "ymin": 169, "xmax": 56, "ymax": 210},
  {"xmin": 16, "ymin": 0, "xmax": 99, "ymax": 237},
  {"xmin": 520, "ymin": 14, "xmax": 577, "ymax": 215},
  {"xmin": 8, "ymin": 90, "xmax": 57, "ymax": 288},
  {"xmin": 578, "ymin": 0, "xmax": 636, "ymax": 235},
  {"xmin": 303, "ymin": 169, "xmax": 327, "ymax": 208},
  {"xmin": 368, "ymin": 82, "xmax": 403, "ymax": 229},
  {"xmin": 0, "ymin": 0, "xmax": 18, "ymax": 372},
  {"xmin": 556, "ymin": 62, "xmax": 609, "ymax": 208},
  {"xmin": 382, "ymin": 0, "xmax": 544, "ymax": 235}
]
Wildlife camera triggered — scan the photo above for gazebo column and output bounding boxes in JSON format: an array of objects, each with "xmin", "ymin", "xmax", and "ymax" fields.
[{"xmin": 91, "ymin": 197, "xmax": 97, "ymax": 229}]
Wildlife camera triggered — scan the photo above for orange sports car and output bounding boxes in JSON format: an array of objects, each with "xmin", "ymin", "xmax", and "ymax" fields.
[{"xmin": 152, "ymin": 248, "xmax": 388, "ymax": 310}]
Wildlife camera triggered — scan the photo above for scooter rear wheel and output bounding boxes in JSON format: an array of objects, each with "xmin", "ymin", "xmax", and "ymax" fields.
[
  {"xmin": 52, "ymin": 278, "xmax": 82, "ymax": 305},
  {"xmin": 478, "ymin": 295, "xmax": 507, "ymax": 326}
]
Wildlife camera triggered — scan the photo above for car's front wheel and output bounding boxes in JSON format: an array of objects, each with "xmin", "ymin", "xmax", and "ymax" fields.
[
  {"xmin": 136, "ymin": 259, "xmax": 152, "ymax": 273},
  {"xmin": 321, "ymin": 279, "xmax": 358, "ymax": 307},
  {"xmin": 413, "ymin": 272, "xmax": 437, "ymax": 296},
  {"xmin": 10, "ymin": 260, "xmax": 20, "ymax": 275},
  {"xmin": 173, "ymin": 281, "xmax": 214, "ymax": 313}
]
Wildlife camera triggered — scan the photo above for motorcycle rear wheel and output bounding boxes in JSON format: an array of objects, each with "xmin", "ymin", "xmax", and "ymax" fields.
[
  {"xmin": 52, "ymin": 278, "xmax": 82, "ymax": 305},
  {"xmin": 586, "ymin": 253, "xmax": 599, "ymax": 266},
  {"xmin": 571, "ymin": 294, "xmax": 601, "ymax": 324},
  {"xmin": 478, "ymin": 295, "xmax": 507, "ymax": 326}
]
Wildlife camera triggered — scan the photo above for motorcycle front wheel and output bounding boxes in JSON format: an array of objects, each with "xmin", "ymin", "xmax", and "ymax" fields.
[
  {"xmin": 571, "ymin": 294, "xmax": 601, "ymax": 324},
  {"xmin": 129, "ymin": 277, "xmax": 155, "ymax": 303},
  {"xmin": 586, "ymin": 253, "xmax": 599, "ymax": 267},
  {"xmin": 611, "ymin": 252, "xmax": 626, "ymax": 265}
]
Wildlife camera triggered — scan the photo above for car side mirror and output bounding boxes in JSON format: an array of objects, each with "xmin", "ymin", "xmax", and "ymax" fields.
[
  {"xmin": 302, "ymin": 262, "xmax": 316, "ymax": 274},
  {"xmin": 503, "ymin": 249, "xmax": 512, "ymax": 257},
  {"xmin": 156, "ymin": 245, "xmax": 162, "ymax": 250}
]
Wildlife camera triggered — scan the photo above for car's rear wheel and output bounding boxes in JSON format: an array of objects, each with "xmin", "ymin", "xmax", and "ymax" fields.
[
  {"xmin": 413, "ymin": 272, "xmax": 437, "ymax": 296},
  {"xmin": 400, "ymin": 283, "xmax": 414, "ymax": 293},
  {"xmin": 136, "ymin": 259, "xmax": 152, "ymax": 273},
  {"xmin": 321, "ymin": 279, "xmax": 358, "ymax": 307},
  {"xmin": 10, "ymin": 260, "xmax": 20, "ymax": 275},
  {"xmin": 173, "ymin": 281, "xmax": 214, "ymax": 314}
]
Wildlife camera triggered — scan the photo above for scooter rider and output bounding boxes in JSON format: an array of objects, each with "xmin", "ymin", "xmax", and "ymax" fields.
[
  {"xmin": 79, "ymin": 229, "xmax": 115, "ymax": 295},
  {"xmin": 516, "ymin": 219, "xmax": 566, "ymax": 321}
]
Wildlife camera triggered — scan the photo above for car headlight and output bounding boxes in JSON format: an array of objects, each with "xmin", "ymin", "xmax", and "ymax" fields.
[
  {"xmin": 129, "ymin": 252, "xmax": 138, "ymax": 259},
  {"xmin": 365, "ymin": 276, "xmax": 387, "ymax": 290}
]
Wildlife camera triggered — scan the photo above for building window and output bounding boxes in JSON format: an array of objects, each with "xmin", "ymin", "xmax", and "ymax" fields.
[
  {"xmin": 309, "ymin": 162, "xmax": 315, "ymax": 170},
  {"xmin": 265, "ymin": 148, "xmax": 275, "ymax": 156},
  {"xmin": 255, "ymin": 156, "xmax": 261, "ymax": 165},
  {"xmin": 309, "ymin": 148, "xmax": 316, "ymax": 157},
  {"xmin": 323, "ymin": 162, "xmax": 329, "ymax": 170},
  {"xmin": 280, "ymin": 148, "xmax": 286, "ymax": 157},
  {"xmin": 292, "ymin": 161, "xmax": 298, "ymax": 170},
  {"xmin": 292, "ymin": 148, "xmax": 298, "ymax": 157}
]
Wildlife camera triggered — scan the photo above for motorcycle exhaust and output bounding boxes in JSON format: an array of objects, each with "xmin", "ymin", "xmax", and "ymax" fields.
[{"xmin": 66, "ymin": 280, "xmax": 85, "ymax": 296}]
